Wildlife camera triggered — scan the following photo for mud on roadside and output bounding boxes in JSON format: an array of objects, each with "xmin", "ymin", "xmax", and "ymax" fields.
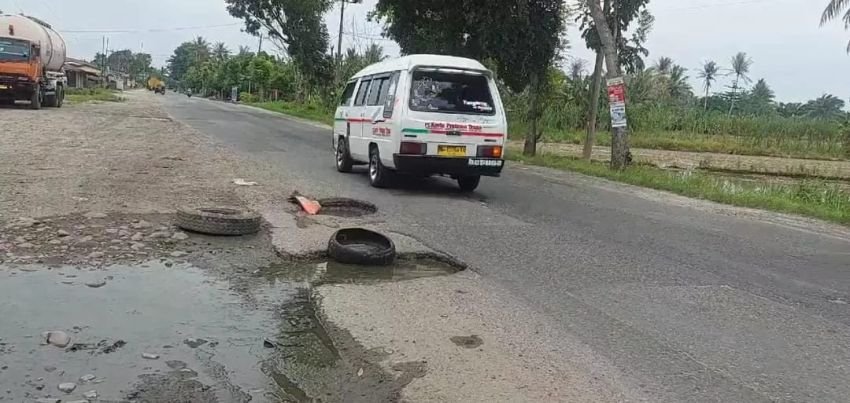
[{"xmin": 0, "ymin": 210, "xmax": 459, "ymax": 402}]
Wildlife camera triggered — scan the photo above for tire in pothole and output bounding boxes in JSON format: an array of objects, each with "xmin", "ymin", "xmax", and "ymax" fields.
[
  {"xmin": 176, "ymin": 207, "xmax": 262, "ymax": 236},
  {"xmin": 328, "ymin": 228, "xmax": 396, "ymax": 266}
]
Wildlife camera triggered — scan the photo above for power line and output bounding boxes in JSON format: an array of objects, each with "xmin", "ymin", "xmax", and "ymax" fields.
[{"xmin": 60, "ymin": 22, "xmax": 241, "ymax": 34}]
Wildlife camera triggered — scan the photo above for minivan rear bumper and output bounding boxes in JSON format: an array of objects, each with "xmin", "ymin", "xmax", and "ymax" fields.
[{"xmin": 393, "ymin": 155, "xmax": 504, "ymax": 177}]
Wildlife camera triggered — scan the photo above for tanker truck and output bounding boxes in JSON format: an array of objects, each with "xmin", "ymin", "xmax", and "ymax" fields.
[{"xmin": 0, "ymin": 14, "xmax": 67, "ymax": 109}]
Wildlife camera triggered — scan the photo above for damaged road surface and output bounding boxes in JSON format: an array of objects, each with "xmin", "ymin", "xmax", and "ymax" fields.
[
  {"xmin": 0, "ymin": 233, "xmax": 457, "ymax": 402},
  {"xmin": 164, "ymin": 93, "xmax": 850, "ymax": 402},
  {"xmin": 4, "ymin": 88, "xmax": 850, "ymax": 401}
]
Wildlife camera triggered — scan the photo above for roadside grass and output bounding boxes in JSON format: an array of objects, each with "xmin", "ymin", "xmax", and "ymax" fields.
[
  {"xmin": 248, "ymin": 101, "xmax": 334, "ymax": 126},
  {"xmin": 508, "ymin": 152, "xmax": 850, "ymax": 225},
  {"xmin": 65, "ymin": 88, "xmax": 124, "ymax": 103},
  {"xmin": 507, "ymin": 121, "xmax": 850, "ymax": 161}
]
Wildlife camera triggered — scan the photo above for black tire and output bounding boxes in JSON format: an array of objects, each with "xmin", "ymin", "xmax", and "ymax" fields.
[
  {"xmin": 176, "ymin": 207, "xmax": 262, "ymax": 236},
  {"xmin": 328, "ymin": 228, "xmax": 396, "ymax": 266},
  {"xmin": 30, "ymin": 86, "xmax": 41, "ymax": 110},
  {"xmin": 369, "ymin": 146, "xmax": 392, "ymax": 188},
  {"xmin": 44, "ymin": 93, "xmax": 57, "ymax": 107},
  {"xmin": 336, "ymin": 136, "xmax": 354, "ymax": 172},
  {"xmin": 56, "ymin": 86, "xmax": 64, "ymax": 108},
  {"xmin": 457, "ymin": 175, "xmax": 481, "ymax": 192}
]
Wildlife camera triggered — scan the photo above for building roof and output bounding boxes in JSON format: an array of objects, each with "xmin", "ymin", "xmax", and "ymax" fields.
[
  {"xmin": 352, "ymin": 54, "xmax": 490, "ymax": 79},
  {"xmin": 64, "ymin": 58, "xmax": 101, "ymax": 76}
]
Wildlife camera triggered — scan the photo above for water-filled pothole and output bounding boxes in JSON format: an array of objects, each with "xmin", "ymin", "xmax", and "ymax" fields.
[{"xmin": 317, "ymin": 198, "xmax": 377, "ymax": 217}]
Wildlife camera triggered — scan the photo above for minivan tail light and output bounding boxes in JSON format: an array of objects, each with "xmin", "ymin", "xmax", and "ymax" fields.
[
  {"xmin": 477, "ymin": 145, "xmax": 502, "ymax": 158},
  {"xmin": 400, "ymin": 142, "xmax": 426, "ymax": 155}
]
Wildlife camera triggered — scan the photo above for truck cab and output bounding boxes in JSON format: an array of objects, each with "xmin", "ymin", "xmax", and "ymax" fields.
[{"xmin": 0, "ymin": 14, "xmax": 67, "ymax": 109}]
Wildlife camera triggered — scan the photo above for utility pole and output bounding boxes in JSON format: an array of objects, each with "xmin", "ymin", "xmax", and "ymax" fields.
[
  {"xmin": 257, "ymin": 35, "xmax": 263, "ymax": 54},
  {"xmin": 336, "ymin": 0, "xmax": 362, "ymax": 60}
]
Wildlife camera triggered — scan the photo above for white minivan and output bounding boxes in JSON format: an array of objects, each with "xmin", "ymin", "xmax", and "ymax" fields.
[{"xmin": 333, "ymin": 54, "xmax": 507, "ymax": 192}]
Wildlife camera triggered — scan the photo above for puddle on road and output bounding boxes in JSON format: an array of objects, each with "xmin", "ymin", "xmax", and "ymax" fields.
[{"xmin": 0, "ymin": 257, "xmax": 458, "ymax": 402}]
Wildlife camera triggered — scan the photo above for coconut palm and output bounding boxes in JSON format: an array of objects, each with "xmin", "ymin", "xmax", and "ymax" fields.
[
  {"xmin": 803, "ymin": 94, "xmax": 846, "ymax": 120},
  {"xmin": 697, "ymin": 60, "xmax": 720, "ymax": 111},
  {"xmin": 212, "ymin": 42, "xmax": 230, "ymax": 61},
  {"xmin": 568, "ymin": 59, "xmax": 588, "ymax": 81},
  {"xmin": 821, "ymin": 0, "xmax": 850, "ymax": 52},
  {"xmin": 668, "ymin": 65, "xmax": 691, "ymax": 100},
  {"xmin": 728, "ymin": 52, "xmax": 753, "ymax": 115},
  {"xmin": 654, "ymin": 56, "xmax": 673, "ymax": 75}
]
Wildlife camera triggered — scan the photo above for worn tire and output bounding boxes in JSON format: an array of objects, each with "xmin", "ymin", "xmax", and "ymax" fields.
[
  {"xmin": 328, "ymin": 228, "xmax": 396, "ymax": 266},
  {"xmin": 457, "ymin": 175, "xmax": 481, "ymax": 192},
  {"xmin": 30, "ymin": 86, "xmax": 41, "ymax": 110},
  {"xmin": 176, "ymin": 207, "xmax": 261, "ymax": 236},
  {"xmin": 335, "ymin": 136, "xmax": 354, "ymax": 173}
]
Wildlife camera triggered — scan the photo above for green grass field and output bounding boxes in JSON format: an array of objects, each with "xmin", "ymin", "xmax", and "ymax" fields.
[
  {"xmin": 509, "ymin": 152, "xmax": 850, "ymax": 225},
  {"xmin": 248, "ymin": 101, "xmax": 334, "ymax": 126},
  {"xmin": 65, "ymin": 88, "xmax": 124, "ymax": 103}
]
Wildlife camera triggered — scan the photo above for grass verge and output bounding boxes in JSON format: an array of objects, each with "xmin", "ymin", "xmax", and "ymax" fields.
[
  {"xmin": 248, "ymin": 101, "xmax": 334, "ymax": 126},
  {"xmin": 65, "ymin": 88, "xmax": 124, "ymax": 103},
  {"xmin": 509, "ymin": 152, "xmax": 850, "ymax": 225},
  {"xmin": 507, "ymin": 127, "xmax": 849, "ymax": 161}
]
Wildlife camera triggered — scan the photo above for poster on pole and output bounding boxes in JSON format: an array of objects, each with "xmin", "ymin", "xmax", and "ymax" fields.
[{"xmin": 606, "ymin": 77, "xmax": 628, "ymax": 128}]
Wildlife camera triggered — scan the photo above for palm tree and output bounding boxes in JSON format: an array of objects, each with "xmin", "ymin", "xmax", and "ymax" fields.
[
  {"xmin": 803, "ymin": 94, "xmax": 846, "ymax": 120},
  {"xmin": 668, "ymin": 65, "xmax": 691, "ymax": 100},
  {"xmin": 568, "ymin": 59, "xmax": 588, "ymax": 81},
  {"xmin": 362, "ymin": 44, "xmax": 387, "ymax": 65},
  {"xmin": 821, "ymin": 0, "xmax": 850, "ymax": 52},
  {"xmin": 654, "ymin": 56, "xmax": 673, "ymax": 75},
  {"xmin": 697, "ymin": 61, "xmax": 720, "ymax": 111},
  {"xmin": 728, "ymin": 52, "xmax": 753, "ymax": 115},
  {"xmin": 212, "ymin": 42, "xmax": 230, "ymax": 61}
]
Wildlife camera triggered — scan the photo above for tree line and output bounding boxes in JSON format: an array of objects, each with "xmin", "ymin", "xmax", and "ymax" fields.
[{"xmin": 158, "ymin": 0, "xmax": 850, "ymax": 165}]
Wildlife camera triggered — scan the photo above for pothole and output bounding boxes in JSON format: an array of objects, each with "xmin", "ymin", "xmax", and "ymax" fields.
[{"xmin": 317, "ymin": 198, "xmax": 377, "ymax": 217}]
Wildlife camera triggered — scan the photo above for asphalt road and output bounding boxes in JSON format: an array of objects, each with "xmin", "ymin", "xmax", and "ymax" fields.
[{"xmin": 164, "ymin": 94, "xmax": 850, "ymax": 402}]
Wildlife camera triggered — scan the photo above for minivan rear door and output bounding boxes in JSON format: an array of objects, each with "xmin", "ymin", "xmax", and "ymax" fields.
[{"xmin": 402, "ymin": 68, "xmax": 505, "ymax": 158}]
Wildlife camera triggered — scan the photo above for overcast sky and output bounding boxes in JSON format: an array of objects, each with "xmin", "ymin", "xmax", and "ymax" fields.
[{"xmin": 2, "ymin": 0, "xmax": 847, "ymax": 103}]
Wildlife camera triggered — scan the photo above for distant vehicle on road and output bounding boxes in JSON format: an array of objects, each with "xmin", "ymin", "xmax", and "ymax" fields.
[
  {"xmin": 147, "ymin": 77, "xmax": 166, "ymax": 94},
  {"xmin": 333, "ymin": 54, "xmax": 507, "ymax": 192},
  {"xmin": 0, "ymin": 14, "xmax": 67, "ymax": 109}
]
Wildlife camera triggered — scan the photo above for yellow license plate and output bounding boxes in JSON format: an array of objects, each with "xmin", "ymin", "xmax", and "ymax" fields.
[{"xmin": 437, "ymin": 145, "xmax": 466, "ymax": 157}]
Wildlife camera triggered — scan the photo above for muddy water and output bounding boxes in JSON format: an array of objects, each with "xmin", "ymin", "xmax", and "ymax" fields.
[{"xmin": 0, "ymin": 258, "xmax": 457, "ymax": 402}]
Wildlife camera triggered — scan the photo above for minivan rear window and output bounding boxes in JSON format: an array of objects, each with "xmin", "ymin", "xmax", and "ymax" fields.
[{"xmin": 409, "ymin": 70, "xmax": 495, "ymax": 115}]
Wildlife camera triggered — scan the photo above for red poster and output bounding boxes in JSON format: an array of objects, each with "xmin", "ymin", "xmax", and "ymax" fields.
[{"xmin": 607, "ymin": 81, "xmax": 626, "ymax": 103}]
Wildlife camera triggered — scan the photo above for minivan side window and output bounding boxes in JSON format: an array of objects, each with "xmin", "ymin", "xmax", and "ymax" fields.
[
  {"xmin": 366, "ymin": 76, "xmax": 386, "ymax": 106},
  {"xmin": 339, "ymin": 81, "xmax": 357, "ymax": 106},
  {"xmin": 354, "ymin": 78, "xmax": 371, "ymax": 106},
  {"xmin": 382, "ymin": 72, "xmax": 401, "ymax": 119}
]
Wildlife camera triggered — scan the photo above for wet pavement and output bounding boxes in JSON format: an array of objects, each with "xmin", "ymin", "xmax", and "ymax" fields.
[{"xmin": 0, "ymin": 255, "xmax": 457, "ymax": 402}]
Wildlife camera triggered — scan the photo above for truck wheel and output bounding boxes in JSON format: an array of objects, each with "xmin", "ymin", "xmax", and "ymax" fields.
[
  {"xmin": 369, "ymin": 146, "xmax": 393, "ymax": 188},
  {"xmin": 30, "ymin": 86, "xmax": 42, "ymax": 110},
  {"xmin": 457, "ymin": 175, "xmax": 481, "ymax": 192},
  {"xmin": 56, "ymin": 86, "xmax": 64, "ymax": 108},
  {"xmin": 44, "ymin": 93, "xmax": 57, "ymax": 108}
]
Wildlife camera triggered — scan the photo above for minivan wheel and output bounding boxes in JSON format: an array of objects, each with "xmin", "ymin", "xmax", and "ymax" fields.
[
  {"xmin": 336, "ymin": 137, "xmax": 354, "ymax": 173},
  {"xmin": 369, "ymin": 146, "xmax": 391, "ymax": 188},
  {"xmin": 457, "ymin": 175, "xmax": 481, "ymax": 192}
]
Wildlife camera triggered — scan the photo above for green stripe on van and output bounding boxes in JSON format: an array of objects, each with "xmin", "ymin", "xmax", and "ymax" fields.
[{"xmin": 401, "ymin": 128, "xmax": 429, "ymax": 134}]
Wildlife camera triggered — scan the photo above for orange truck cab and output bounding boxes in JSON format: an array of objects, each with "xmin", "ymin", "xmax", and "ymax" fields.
[{"xmin": 0, "ymin": 14, "xmax": 67, "ymax": 109}]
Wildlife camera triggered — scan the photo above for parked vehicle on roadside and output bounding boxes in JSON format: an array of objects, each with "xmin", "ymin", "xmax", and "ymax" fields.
[
  {"xmin": 333, "ymin": 54, "xmax": 507, "ymax": 192},
  {"xmin": 0, "ymin": 14, "xmax": 67, "ymax": 109}
]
